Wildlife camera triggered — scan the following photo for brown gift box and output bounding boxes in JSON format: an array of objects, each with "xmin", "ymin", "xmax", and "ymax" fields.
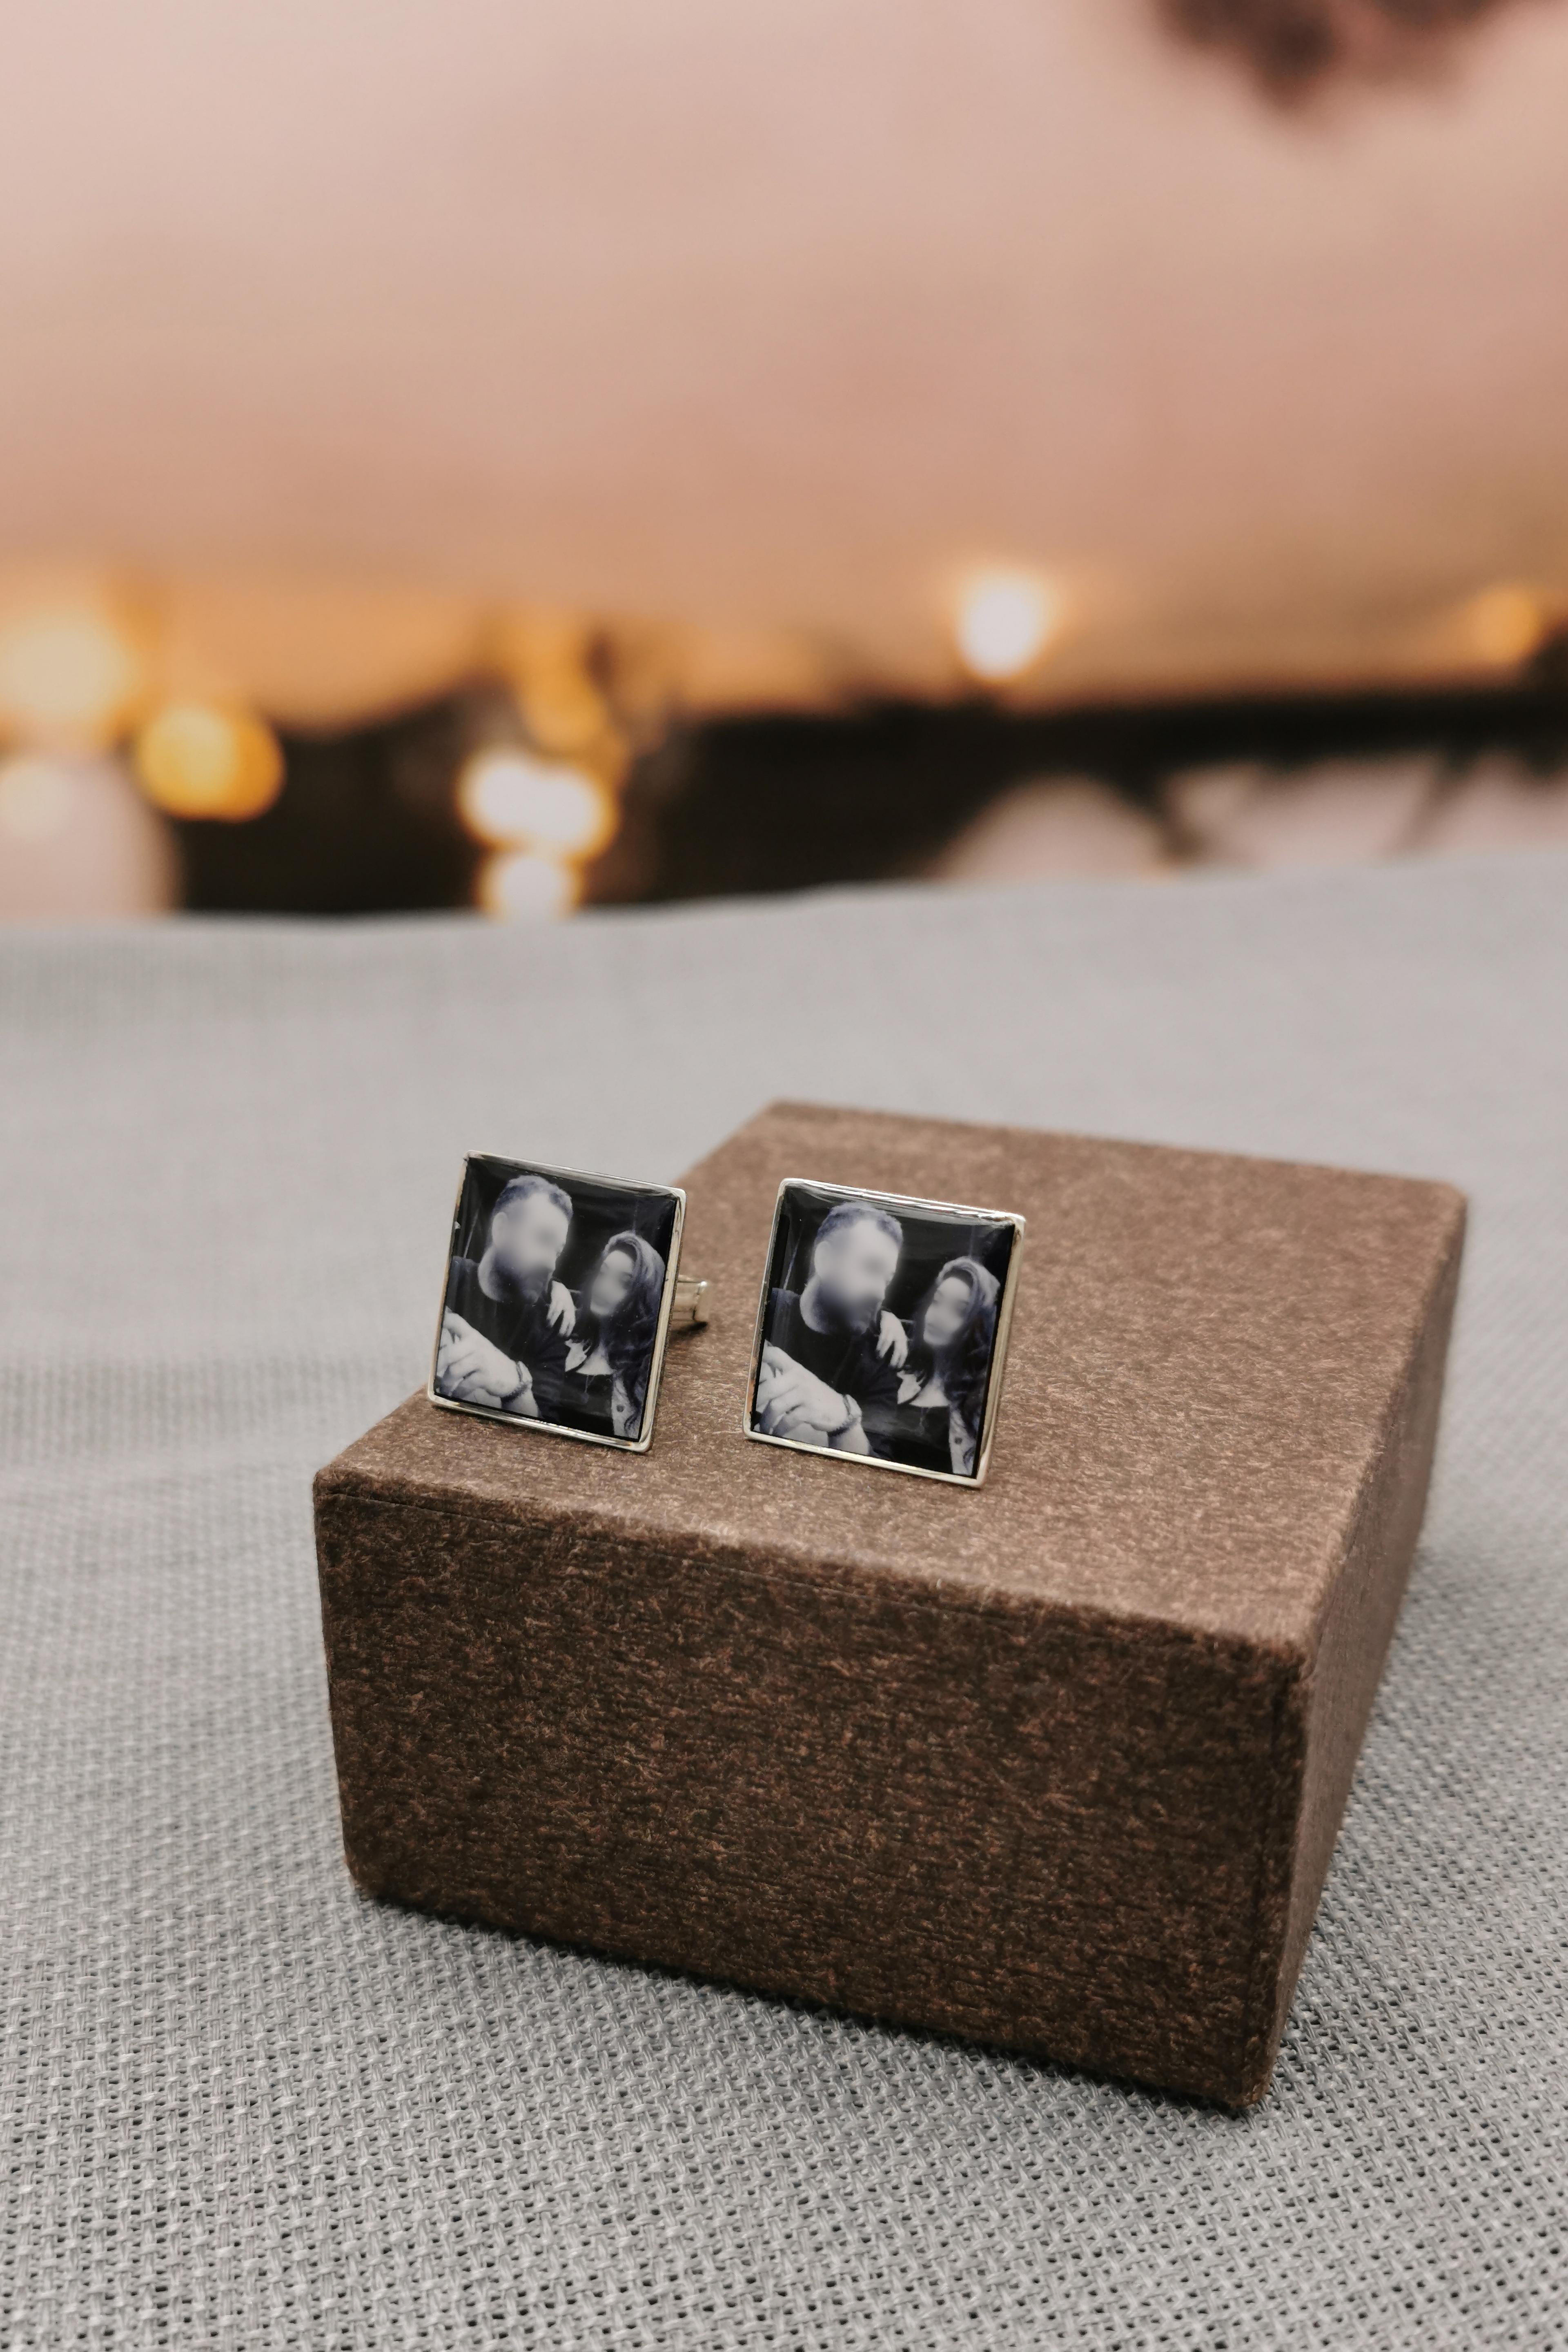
[{"xmin": 313, "ymin": 1102, "xmax": 1465, "ymax": 2106}]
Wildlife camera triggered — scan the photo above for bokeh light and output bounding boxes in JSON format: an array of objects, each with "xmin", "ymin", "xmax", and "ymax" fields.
[
  {"xmin": 0, "ymin": 753, "xmax": 177, "ymax": 920},
  {"xmin": 1463, "ymin": 583, "xmax": 1549, "ymax": 668},
  {"xmin": 0, "ymin": 751, "xmax": 78, "ymax": 841},
  {"xmin": 477, "ymin": 848, "xmax": 579, "ymax": 920},
  {"xmin": 0, "ymin": 601, "xmax": 145, "ymax": 746},
  {"xmin": 457, "ymin": 746, "xmax": 614, "ymax": 855},
  {"xmin": 133, "ymin": 702, "xmax": 284, "ymax": 821},
  {"xmin": 953, "ymin": 567, "xmax": 1063, "ymax": 683}
]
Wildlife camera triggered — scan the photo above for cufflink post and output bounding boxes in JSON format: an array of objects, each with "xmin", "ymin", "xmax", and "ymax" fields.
[{"xmin": 670, "ymin": 1275, "xmax": 711, "ymax": 1330}]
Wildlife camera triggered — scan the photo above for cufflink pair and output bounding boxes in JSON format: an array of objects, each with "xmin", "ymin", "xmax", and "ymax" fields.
[{"xmin": 429, "ymin": 1152, "xmax": 1025, "ymax": 1486}]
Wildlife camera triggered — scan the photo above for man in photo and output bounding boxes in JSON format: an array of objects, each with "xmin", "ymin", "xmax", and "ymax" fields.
[
  {"xmin": 437, "ymin": 1171, "xmax": 573, "ymax": 1419},
  {"xmin": 754, "ymin": 1198, "xmax": 905, "ymax": 1456}
]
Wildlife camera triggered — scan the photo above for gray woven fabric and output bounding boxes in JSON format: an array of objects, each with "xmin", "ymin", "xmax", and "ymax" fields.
[{"xmin": 2, "ymin": 851, "xmax": 1565, "ymax": 2349}]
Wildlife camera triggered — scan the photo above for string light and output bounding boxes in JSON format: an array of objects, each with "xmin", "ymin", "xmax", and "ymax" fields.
[
  {"xmin": 953, "ymin": 567, "xmax": 1063, "ymax": 684},
  {"xmin": 0, "ymin": 600, "xmax": 145, "ymax": 746},
  {"xmin": 132, "ymin": 701, "xmax": 284, "ymax": 821},
  {"xmin": 477, "ymin": 848, "xmax": 579, "ymax": 920},
  {"xmin": 457, "ymin": 746, "xmax": 613, "ymax": 857}
]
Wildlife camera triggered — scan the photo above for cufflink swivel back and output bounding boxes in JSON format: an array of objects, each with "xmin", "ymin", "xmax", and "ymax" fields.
[{"xmin": 669, "ymin": 1275, "xmax": 712, "ymax": 1332}]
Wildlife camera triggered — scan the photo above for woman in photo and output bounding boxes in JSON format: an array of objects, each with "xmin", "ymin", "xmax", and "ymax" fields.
[
  {"xmin": 890, "ymin": 1255, "xmax": 1000, "ymax": 1477},
  {"xmin": 558, "ymin": 1230, "xmax": 666, "ymax": 1441}
]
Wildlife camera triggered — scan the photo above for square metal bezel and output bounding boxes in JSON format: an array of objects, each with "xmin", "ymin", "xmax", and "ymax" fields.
[
  {"xmin": 428, "ymin": 1152, "xmax": 687, "ymax": 1454},
  {"xmin": 742, "ymin": 1175, "xmax": 1027, "ymax": 1488}
]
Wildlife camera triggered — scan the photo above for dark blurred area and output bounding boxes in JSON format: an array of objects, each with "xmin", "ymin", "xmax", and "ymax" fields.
[
  {"xmin": 592, "ymin": 673, "xmax": 1568, "ymax": 903},
  {"xmin": 155, "ymin": 671, "xmax": 1568, "ymax": 918},
  {"xmin": 175, "ymin": 702, "xmax": 482, "ymax": 917},
  {"xmin": 1160, "ymin": 0, "xmax": 1533, "ymax": 97}
]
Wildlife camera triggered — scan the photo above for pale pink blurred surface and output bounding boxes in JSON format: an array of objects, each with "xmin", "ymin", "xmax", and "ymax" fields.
[{"xmin": 3, "ymin": 0, "xmax": 1568, "ymax": 694}]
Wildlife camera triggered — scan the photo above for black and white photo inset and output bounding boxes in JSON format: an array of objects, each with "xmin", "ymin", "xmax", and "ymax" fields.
[
  {"xmin": 744, "ymin": 1179, "xmax": 1025, "ymax": 1486},
  {"xmin": 430, "ymin": 1155, "xmax": 684, "ymax": 1451}
]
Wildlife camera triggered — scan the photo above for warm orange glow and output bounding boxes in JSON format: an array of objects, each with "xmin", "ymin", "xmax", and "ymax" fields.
[
  {"xmin": 477, "ymin": 848, "xmax": 579, "ymax": 920},
  {"xmin": 0, "ymin": 601, "xmax": 145, "ymax": 746},
  {"xmin": 1463, "ymin": 583, "xmax": 1550, "ymax": 668},
  {"xmin": 457, "ymin": 747, "xmax": 614, "ymax": 856},
  {"xmin": 491, "ymin": 610, "xmax": 592, "ymax": 679},
  {"xmin": 490, "ymin": 610, "xmax": 612, "ymax": 754},
  {"xmin": 132, "ymin": 702, "xmax": 284, "ymax": 821},
  {"xmin": 156, "ymin": 578, "xmax": 485, "ymax": 730},
  {"xmin": 588, "ymin": 724, "xmax": 633, "ymax": 793},
  {"xmin": 953, "ymin": 567, "xmax": 1063, "ymax": 683},
  {"xmin": 0, "ymin": 751, "xmax": 78, "ymax": 840},
  {"xmin": 519, "ymin": 670, "xmax": 610, "ymax": 755}
]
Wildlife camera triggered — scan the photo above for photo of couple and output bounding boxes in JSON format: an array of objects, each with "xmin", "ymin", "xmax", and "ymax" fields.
[
  {"xmin": 432, "ymin": 1156, "xmax": 681, "ymax": 1447},
  {"xmin": 748, "ymin": 1182, "xmax": 1022, "ymax": 1482}
]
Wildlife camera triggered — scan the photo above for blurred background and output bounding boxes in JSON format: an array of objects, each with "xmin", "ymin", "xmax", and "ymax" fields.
[{"xmin": 4, "ymin": 0, "xmax": 1568, "ymax": 924}]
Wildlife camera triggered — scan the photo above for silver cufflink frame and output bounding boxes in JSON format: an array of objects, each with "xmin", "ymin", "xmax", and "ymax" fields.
[
  {"xmin": 742, "ymin": 1176, "xmax": 1027, "ymax": 1488},
  {"xmin": 428, "ymin": 1152, "xmax": 695, "ymax": 1454}
]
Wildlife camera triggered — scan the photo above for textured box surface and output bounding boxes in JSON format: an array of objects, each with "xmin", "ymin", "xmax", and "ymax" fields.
[{"xmin": 314, "ymin": 1102, "xmax": 1465, "ymax": 2105}]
